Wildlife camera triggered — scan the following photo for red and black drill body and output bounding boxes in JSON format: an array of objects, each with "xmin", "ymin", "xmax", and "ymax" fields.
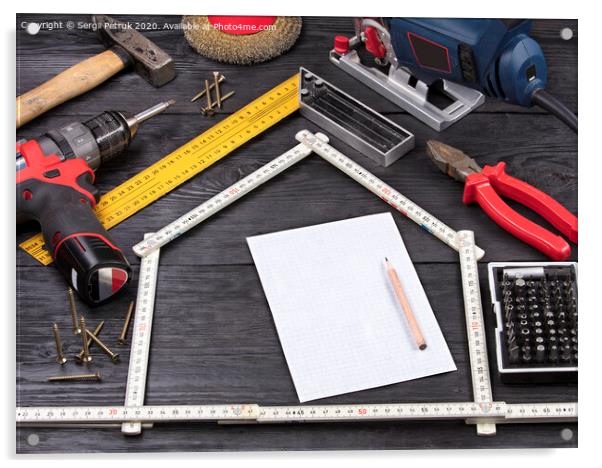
[{"xmin": 16, "ymin": 101, "xmax": 173, "ymax": 305}]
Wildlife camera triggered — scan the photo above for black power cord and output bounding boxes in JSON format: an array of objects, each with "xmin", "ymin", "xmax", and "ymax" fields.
[{"xmin": 531, "ymin": 88, "xmax": 578, "ymax": 133}]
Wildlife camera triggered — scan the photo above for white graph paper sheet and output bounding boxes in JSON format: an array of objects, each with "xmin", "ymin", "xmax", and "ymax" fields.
[{"xmin": 247, "ymin": 212, "xmax": 456, "ymax": 402}]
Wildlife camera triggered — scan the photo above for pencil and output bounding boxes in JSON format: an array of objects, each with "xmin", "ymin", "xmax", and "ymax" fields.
[{"xmin": 384, "ymin": 257, "xmax": 427, "ymax": 350}]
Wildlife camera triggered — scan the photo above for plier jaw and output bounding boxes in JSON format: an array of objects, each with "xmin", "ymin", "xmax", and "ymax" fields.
[
  {"xmin": 425, "ymin": 140, "xmax": 482, "ymax": 182},
  {"xmin": 424, "ymin": 140, "xmax": 578, "ymax": 260}
]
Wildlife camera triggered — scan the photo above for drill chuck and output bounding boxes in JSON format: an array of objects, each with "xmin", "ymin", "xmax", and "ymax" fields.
[
  {"xmin": 85, "ymin": 111, "xmax": 134, "ymax": 166},
  {"xmin": 87, "ymin": 100, "xmax": 176, "ymax": 166},
  {"xmin": 16, "ymin": 100, "xmax": 174, "ymax": 172}
]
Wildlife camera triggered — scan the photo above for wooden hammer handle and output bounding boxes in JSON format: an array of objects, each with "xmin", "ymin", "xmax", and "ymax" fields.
[{"xmin": 16, "ymin": 49, "xmax": 126, "ymax": 128}]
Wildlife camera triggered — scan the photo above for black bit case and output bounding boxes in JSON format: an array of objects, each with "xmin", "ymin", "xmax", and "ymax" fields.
[{"xmin": 488, "ymin": 262, "xmax": 577, "ymax": 383}]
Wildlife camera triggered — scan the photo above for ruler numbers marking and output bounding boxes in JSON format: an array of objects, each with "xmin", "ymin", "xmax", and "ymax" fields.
[
  {"xmin": 256, "ymin": 402, "xmax": 501, "ymax": 422},
  {"xmin": 133, "ymin": 140, "xmax": 319, "ymax": 256},
  {"xmin": 16, "ymin": 228, "xmax": 577, "ymax": 430},
  {"xmin": 103, "ymin": 87, "xmax": 296, "ymax": 219},
  {"xmin": 122, "ymin": 235, "xmax": 161, "ymax": 435},
  {"xmin": 17, "ymin": 401, "xmax": 576, "ymax": 425},
  {"xmin": 295, "ymin": 131, "xmax": 484, "ymax": 257},
  {"xmin": 457, "ymin": 230, "xmax": 496, "ymax": 435},
  {"xmin": 20, "ymin": 75, "xmax": 300, "ymax": 265}
]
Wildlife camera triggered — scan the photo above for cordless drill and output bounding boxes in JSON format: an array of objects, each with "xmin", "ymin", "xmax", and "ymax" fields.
[{"xmin": 16, "ymin": 100, "xmax": 174, "ymax": 305}]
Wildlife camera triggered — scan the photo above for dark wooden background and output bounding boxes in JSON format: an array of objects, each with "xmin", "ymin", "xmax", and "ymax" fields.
[{"xmin": 16, "ymin": 15, "xmax": 578, "ymax": 452}]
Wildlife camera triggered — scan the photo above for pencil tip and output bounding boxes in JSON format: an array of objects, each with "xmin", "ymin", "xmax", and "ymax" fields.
[
  {"xmin": 384, "ymin": 257, "xmax": 389, "ymax": 262},
  {"xmin": 419, "ymin": 344, "xmax": 427, "ymax": 351}
]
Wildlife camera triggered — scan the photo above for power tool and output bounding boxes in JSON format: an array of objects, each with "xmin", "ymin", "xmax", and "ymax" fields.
[
  {"xmin": 330, "ymin": 18, "xmax": 577, "ymax": 132},
  {"xmin": 16, "ymin": 100, "xmax": 174, "ymax": 305}
]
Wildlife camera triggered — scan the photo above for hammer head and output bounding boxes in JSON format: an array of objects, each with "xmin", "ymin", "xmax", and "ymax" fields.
[{"xmin": 92, "ymin": 15, "xmax": 175, "ymax": 87}]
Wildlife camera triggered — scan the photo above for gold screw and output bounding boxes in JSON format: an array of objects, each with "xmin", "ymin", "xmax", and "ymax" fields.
[
  {"xmin": 190, "ymin": 74, "xmax": 225, "ymax": 102},
  {"xmin": 117, "ymin": 301, "xmax": 135, "ymax": 345},
  {"xmin": 202, "ymin": 79, "xmax": 215, "ymax": 116},
  {"xmin": 200, "ymin": 90, "xmax": 235, "ymax": 115},
  {"xmin": 52, "ymin": 323, "xmax": 67, "ymax": 365},
  {"xmin": 48, "ymin": 372, "xmax": 101, "ymax": 382},
  {"xmin": 213, "ymin": 71, "xmax": 222, "ymax": 109},
  {"xmin": 75, "ymin": 320, "xmax": 104, "ymax": 363},
  {"xmin": 86, "ymin": 329, "xmax": 120, "ymax": 363},
  {"xmin": 67, "ymin": 287, "xmax": 80, "ymax": 334},
  {"xmin": 79, "ymin": 316, "xmax": 92, "ymax": 363},
  {"xmin": 219, "ymin": 90, "xmax": 235, "ymax": 103}
]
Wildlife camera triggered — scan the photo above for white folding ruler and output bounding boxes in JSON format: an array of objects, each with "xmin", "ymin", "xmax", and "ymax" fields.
[
  {"xmin": 16, "ymin": 235, "xmax": 577, "ymax": 431},
  {"xmin": 458, "ymin": 230, "xmax": 495, "ymax": 436},
  {"xmin": 133, "ymin": 135, "xmax": 327, "ymax": 256},
  {"xmin": 16, "ymin": 135, "xmax": 577, "ymax": 435},
  {"xmin": 122, "ymin": 234, "xmax": 161, "ymax": 435},
  {"xmin": 16, "ymin": 401, "xmax": 576, "ymax": 426},
  {"xmin": 134, "ymin": 130, "xmax": 483, "ymax": 258},
  {"xmin": 296, "ymin": 131, "xmax": 485, "ymax": 259}
]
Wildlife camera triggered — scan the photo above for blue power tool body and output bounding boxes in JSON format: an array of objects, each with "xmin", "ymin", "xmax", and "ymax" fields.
[
  {"xmin": 388, "ymin": 19, "xmax": 546, "ymax": 107},
  {"xmin": 348, "ymin": 18, "xmax": 576, "ymax": 131}
]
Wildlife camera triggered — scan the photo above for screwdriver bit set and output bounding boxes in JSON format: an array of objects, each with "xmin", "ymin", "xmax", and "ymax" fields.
[{"xmin": 488, "ymin": 262, "xmax": 578, "ymax": 383}]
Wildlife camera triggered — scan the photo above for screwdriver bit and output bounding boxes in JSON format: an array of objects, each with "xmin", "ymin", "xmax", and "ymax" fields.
[
  {"xmin": 560, "ymin": 352, "xmax": 571, "ymax": 364},
  {"xmin": 527, "ymin": 296, "xmax": 538, "ymax": 305},
  {"xmin": 535, "ymin": 344, "xmax": 546, "ymax": 363},
  {"xmin": 514, "ymin": 278, "xmax": 526, "ymax": 294},
  {"xmin": 531, "ymin": 311, "xmax": 541, "ymax": 321},
  {"xmin": 509, "ymin": 344, "xmax": 520, "ymax": 364},
  {"xmin": 549, "ymin": 344, "xmax": 559, "ymax": 362}
]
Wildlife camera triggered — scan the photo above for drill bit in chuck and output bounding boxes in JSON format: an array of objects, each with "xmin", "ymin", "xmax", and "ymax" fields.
[{"xmin": 124, "ymin": 100, "xmax": 176, "ymax": 139}]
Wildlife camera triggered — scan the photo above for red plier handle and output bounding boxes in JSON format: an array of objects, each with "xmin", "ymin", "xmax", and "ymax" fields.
[{"xmin": 463, "ymin": 162, "xmax": 577, "ymax": 261}]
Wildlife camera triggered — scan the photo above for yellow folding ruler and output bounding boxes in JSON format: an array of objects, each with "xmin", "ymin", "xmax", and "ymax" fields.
[{"xmin": 20, "ymin": 74, "xmax": 301, "ymax": 265}]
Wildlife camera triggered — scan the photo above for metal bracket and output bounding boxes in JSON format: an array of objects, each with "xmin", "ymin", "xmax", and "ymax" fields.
[
  {"xmin": 329, "ymin": 22, "xmax": 485, "ymax": 131},
  {"xmin": 299, "ymin": 67, "xmax": 414, "ymax": 167}
]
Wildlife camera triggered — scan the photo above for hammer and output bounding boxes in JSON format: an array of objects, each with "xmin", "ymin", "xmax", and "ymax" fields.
[{"xmin": 16, "ymin": 15, "xmax": 175, "ymax": 128}]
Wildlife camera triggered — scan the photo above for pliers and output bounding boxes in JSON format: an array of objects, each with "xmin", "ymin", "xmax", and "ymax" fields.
[{"xmin": 425, "ymin": 141, "xmax": 578, "ymax": 260}]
